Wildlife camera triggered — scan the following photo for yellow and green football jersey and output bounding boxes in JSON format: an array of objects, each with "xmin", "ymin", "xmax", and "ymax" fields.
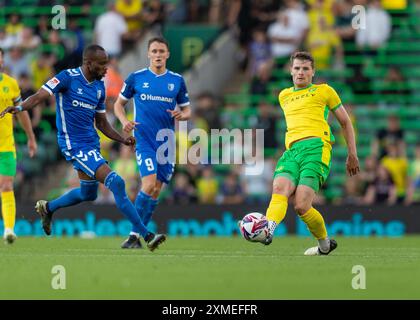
[
  {"xmin": 0, "ymin": 72, "xmax": 21, "ymax": 153},
  {"xmin": 278, "ymin": 83, "xmax": 342, "ymax": 149}
]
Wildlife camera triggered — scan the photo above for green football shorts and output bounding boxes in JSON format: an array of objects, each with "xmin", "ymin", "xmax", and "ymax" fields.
[
  {"xmin": 0, "ymin": 152, "xmax": 17, "ymax": 176},
  {"xmin": 273, "ymin": 137, "xmax": 332, "ymax": 192}
]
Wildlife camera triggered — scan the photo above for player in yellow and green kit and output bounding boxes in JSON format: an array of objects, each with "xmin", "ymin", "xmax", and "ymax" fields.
[
  {"xmin": 0, "ymin": 47, "xmax": 37, "ymax": 244},
  {"xmin": 262, "ymin": 52, "xmax": 360, "ymax": 255}
]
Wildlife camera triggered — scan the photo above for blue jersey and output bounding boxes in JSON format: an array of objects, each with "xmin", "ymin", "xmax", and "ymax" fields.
[
  {"xmin": 42, "ymin": 67, "xmax": 106, "ymax": 151},
  {"xmin": 119, "ymin": 68, "xmax": 190, "ymax": 150}
]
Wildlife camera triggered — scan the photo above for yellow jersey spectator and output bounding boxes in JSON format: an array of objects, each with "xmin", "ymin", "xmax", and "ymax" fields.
[
  {"xmin": 307, "ymin": 17, "xmax": 343, "ymax": 70},
  {"xmin": 196, "ymin": 166, "xmax": 219, "ymax": 204},
  {"xmin": 381, "ymin": 143, "xmax": 408, "ymax": 202},
  {"xmin": 115, "ymin": 0, "xmax": 143, "ymax": 33}
]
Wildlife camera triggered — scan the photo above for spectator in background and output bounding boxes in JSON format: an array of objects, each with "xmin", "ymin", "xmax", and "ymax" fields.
[
  {"xmin": 46, "ymin": 30, "xmax": 68, "ymax": 72},
  {"xmin": 94, "ymin": 2, "xmax": 129, "ymax": 58},
  {"xmin": 363, "ymin": 164, "xmax": 396, "ymax": 205},
  {"xmin": 64, "ymin": 0, "xmax": 92, "ymax": 19},
  {"xmin": 166, "ymin": 0, "xmax": 189, "ymax": 24},
  {"xmin": 170, "ymin": 172, "xmax": 197, "ymax": 205},
  {"xmin": 249, "ymin": 101, "xmax": 279, "ymax": 150},
  {"xmin": 0, "ymin": 28, "xmax": 16, "ymax": 51},
  {"xmin": 115, "ymin": 0, "xmax": 143, "ymax": 41},
  {"xmin": 240, "ymin": 130, "xmax": 274, "ymax": 204},
  {"xmin": 307, "ymin": 0, "xmax": 335, "ymax": 31},
  {"xmin": 104, "ymin": 56, "xmax": 124, "ymax": 108},
  {"xmin": 63, "ymin": 19, "xmax": 86, "ymax": 69},
  {"xmin": 5, "ymin": 14, "xmax": 23, "ymax": 44},
  {"xmin": 405, "ymin": 143, "xmax": 420, "ymax": 205},
  {"xmin": 16, "ymin": 27, "xmax": 41, "ymax": 51},
  {"xmin": 307, "ymin": 16, "xmax": 343, "ymax": 70},
  {"xmin": 30, "ymin": 52, "xmax": 54, "ymax": 90},
  {"xmin": 247, "ymin": 26, "xmax": 272, "ymax": 79},
  {"xmin": 250, "ymin": 0, "xmax": 280, "ymax": 31},
  {"xmin": 196, "ymin": 166, "xmax": 219, "ymax": 204},
  {"xmin": 343, "ymin": 174, "xmax": 363, "ymax": 205},
  {"xmin": 226, "ymin": 0, "xmax": 253, "ymax": 46},
  {"xmin": 34, "ymin": 15, "xmax": 51, "ymax": 42},
  {"xmin": 381, "ymin": 143, "xmax": 408, "ymax": 203},
  {"xmin": 142, "ymin": 0, "xmax": 166, "ymax": 33},
  {"xmin": 18, "ymin": 73, "xmax": 42, "ymax": 136},
  {"xmin": 333, "ymin": 0, "xmax": 356, "ymax": 52},
  {"xmin": 194, "ymin": 92, "xmax": 221, "ymax": 132},
  {"xmin": 356, "ymin": 0, "xmax": 391, "ymax": 53},
  {"xmin": 371, "ymin": 114, "xmax": 406, "ymax": 159},
  {"xmin": 220, "ymin": 171, "xmax": 245, "ymax": 204},
  {"xmin": 249, "ymin": 60, "xmax": 273, "ymax": 95},
  {"xmin": 359, "ymin": 155, "xmax": 378, "ymax": 194},
  {"xmin": 380, "ymin": 66, "xmax": 411, "ymax": 97},
  {"xmin": 3, "ymin": 46, "xmax": 29, "ymax": 79},
  {"xmin": 240, "ymin": 156, "xmax": 274, "ymax": 204},
  {"xmin": 267, "ymin": 10, "xmax": 307, "ymax": 63}
]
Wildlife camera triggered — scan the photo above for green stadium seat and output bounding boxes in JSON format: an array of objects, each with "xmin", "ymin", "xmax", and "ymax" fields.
[
  {"xmin": 405, "ymin": 132, "xmax": 419, "ymax": 145},
  {"xmin": 401, "ymin": 120, "xmax": 420, "ymax": 130},
  {"xmin": 324, "ymin": 188, "xmax": 344, "ymax": 201},
  {"xmin": 329, "ymin": 174, "xmax": 346, "ymax": 187}
]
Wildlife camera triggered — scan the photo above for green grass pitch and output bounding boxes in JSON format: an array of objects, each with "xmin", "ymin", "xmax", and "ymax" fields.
[{"xmin": 1, "ymin": 236, "xmax": 419, "ymax": 299}]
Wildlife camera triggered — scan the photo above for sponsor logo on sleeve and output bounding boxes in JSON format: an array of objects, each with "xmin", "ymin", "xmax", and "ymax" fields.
[{"xmin": 47, "ymin": 77, "xmax": 60, "ymax": 89}]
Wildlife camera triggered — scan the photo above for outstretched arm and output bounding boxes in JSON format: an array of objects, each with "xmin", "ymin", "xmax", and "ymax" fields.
[
  {"xmin": 0, "ymin": 88, "xmax": 50, "ymax": 118},
  {"xmin": 95, "ymin": 112, "xmax": 135, "ymax": 146},
  {"xmin": 333, "ymin": 105, "xmax": 360, "ymax": 176}
]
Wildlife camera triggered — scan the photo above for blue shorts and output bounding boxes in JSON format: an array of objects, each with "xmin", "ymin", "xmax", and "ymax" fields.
[
  {"xmin": 135, "ymin": 148, "xmax": 175, "ymax": 184},
  {"xmin": 62, "ymin": 146, "xmax": 107, "ymax": 179}
]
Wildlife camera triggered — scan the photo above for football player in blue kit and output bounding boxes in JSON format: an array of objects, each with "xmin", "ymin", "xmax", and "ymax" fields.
[
  {"xmin": 0, "ymin": 45, "xmax": 166, "ymax": 251},
  {"xmin": 114, "ymin": 37, "xmax": 191, "ymax": 248}
]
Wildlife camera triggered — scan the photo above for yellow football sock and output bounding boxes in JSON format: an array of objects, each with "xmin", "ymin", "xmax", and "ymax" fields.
[
  {"xmin": 1, "ymin": 191, "xmax": 16, "ymax": 230},
  {"xmin": 300, "ymin": 207, "xmax": 327, "ymax": 240},
  {"xmin": 266, "ymin": 194, "xmax": 288, "ymax": 224}
]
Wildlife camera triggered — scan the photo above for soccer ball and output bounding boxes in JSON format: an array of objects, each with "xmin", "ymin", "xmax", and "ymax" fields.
[{"xmin": 239, "ymin": 212, "xmax": 269, "ymax": 242}]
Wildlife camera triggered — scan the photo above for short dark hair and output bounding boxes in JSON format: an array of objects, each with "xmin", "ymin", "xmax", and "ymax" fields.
[
  {"xmin": 290, "ymin": 51, "xmax": 315, "ymax": 68},
  {"xmin": 83, "ymin": 44, "xmax": 106, "ymax": 59},
  {"xmin": 148, "ymin": 37, "xmax": 169, "ymax": 50}
]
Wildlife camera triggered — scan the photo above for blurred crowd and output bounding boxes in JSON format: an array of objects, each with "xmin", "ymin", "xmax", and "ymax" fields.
[
  {"xmin": 2, "ymin": 0, "xmax": 420, "ymax": 206},
  {"xmin": 343, "ymin": 114, "xmax": 420, "ymax": 206}
]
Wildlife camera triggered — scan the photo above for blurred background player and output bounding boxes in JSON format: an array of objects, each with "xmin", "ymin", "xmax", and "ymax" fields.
[
  {"xmin": 0, "ymin": 45, "xmax": 165, "ymax": 251},
  {"xmin": 0, "ymin": 47, "xmax": 37, "ymax": 244},
  {"xmin": 114, "ymin": 37, "xmax": 191, "ymax": 248},
  {"xmin": 263, "ymin": 51, "xmax": 359, "ymax": 255}
]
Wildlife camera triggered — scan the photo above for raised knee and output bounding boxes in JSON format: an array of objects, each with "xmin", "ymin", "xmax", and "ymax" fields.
[
  {"xmin": 272, "ymin": 183, "xmax": 289, "ymax": 195},
  {"xmin": 0, "ymin": 180, "xmax": 14, "ymax": 192},
  {"xmin": 142, "ymin": 183, "xmax": 155, "ymax": 195},
  {"xmin": 83, "ymin": 190, "xmax": 98, "ymax": 202},
  {"xmin": 81, "ymin": 182, "xmax": 99, "ymax": 201},
  {"xmin": 294, "ymin": 203, "xmax": 309, "ymax": 216}
]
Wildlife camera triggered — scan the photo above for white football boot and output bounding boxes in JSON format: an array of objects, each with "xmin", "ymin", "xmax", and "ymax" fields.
[{"xmin": 304, "ymin": 239, "xmax": 337, "ymax": 256}]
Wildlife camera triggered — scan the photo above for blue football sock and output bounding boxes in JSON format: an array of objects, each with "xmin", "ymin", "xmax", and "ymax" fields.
[
  {"xmin": 48, "ymin": 180, "xmax": 98, "ymax": 213},
  {"xmin": 105, "ymin": 171, "xmax": 149, "ymax": 238},
  {"xmin": 143, "ymin": 198, "xmax": 158, "ymax": 226},
  {"xmin": 135, "ymin": 191, "xmax": 152, "ymax": 221}
]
